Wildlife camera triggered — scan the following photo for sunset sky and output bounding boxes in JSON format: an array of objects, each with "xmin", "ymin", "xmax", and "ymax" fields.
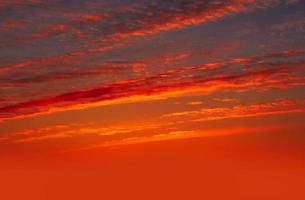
[{"xmin": 1, "ymin": 0, "xmax": 305, "ymax": 199}]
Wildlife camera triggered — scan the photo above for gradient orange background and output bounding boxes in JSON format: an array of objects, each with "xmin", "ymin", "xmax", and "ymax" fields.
[{"xmin": 0, "ymin": 0, "xmax": 305, "ymax": 199}]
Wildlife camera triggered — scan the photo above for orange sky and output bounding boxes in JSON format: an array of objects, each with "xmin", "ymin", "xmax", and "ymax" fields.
[{"xmin": 0, "ymin": 0, "xmax": 305, "ymax": 199}]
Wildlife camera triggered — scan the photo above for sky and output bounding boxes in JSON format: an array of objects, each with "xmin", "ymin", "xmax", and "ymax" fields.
[{"xmin": 0, "ymin": 0, "xmax": 305, "ymax": 199}]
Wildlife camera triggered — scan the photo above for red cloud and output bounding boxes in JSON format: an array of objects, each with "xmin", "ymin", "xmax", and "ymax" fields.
[{"xmin": 0, "ymin": 50, "xmax": 304, "ymax": 121}]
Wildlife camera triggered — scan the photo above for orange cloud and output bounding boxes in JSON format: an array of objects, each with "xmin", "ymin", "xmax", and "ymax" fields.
[
  {"xmin": 213, "ymin": 98, "xmax": 238, "ymax": 103},
  {"xmin": 187, "ymin": 101, "xmax": 204, "ymax": 105},
  {"xmin": 6, "ymin": 121, "xmax": 163, "ymax": 144},
  {"xmin": 76, "ymin": 125, "xmax": 284, "ymax": 150},
  {"xmin": 14, "ymin": 133, "xmax": 71, "ymax": 143},
  {"xmin": 161, "ymin": 99, "xmax": 305, "ymax": 122}
]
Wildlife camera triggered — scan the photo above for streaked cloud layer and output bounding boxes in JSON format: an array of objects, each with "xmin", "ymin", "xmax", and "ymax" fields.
[{"xmin": 0, "ymin": 0, "xmax": 304, "ymax": 154}]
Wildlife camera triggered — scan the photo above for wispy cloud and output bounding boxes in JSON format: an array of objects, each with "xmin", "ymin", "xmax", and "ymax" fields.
[
  {"xmin": 76, "ymin": 125, "xmax": 284, "ymax": 150},
  {"xmin": 14, "ymin": 133, "xmax": 71, "ymax": 143},
  {"xmin": 0, "ymin": 49, "xmax": 304, "ymax": 120},
  {"xmin": 0, "ymin": 0, "xmax": 296, "ymax": 74},
  {"xmin": 161, "ymin": 99, "xmax": 305, "ymax": 121},
  {"xmin": 0, "ymin": 0, "xmax": 305, "ymax": 154}
]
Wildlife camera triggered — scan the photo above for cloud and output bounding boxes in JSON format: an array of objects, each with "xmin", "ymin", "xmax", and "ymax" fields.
[
  {"xmin": 0, "ymin": 1, "xmax": 304, "ymax": 121},
  {"xmin": 0, "ymin": 0, "xmax": 43, "ymax": 8},
  {"xmin": 0, "ymin": 19, "xmax": 26, "ymax": 31},
  {"xmin": 8, "ymin": 122, "xmax": 162, "ymax": 144},
  {"xmin": 0, "ymin": 49, "xmax": 304, "ymax": 120},
  {"xmin": 187, "ymin": 101, "xmax": 204, "ymax": 105},
  {"xmin": 0, "ymin": 51, "xmax": 192, "ymax": 88},
  {"xmin": 213, "ymin": 98, "xmax": 238, "ymax": 103},
  {"xmin": 7, "ymin": 97, "xmax": 304, "ymax": 146},
  {"xmin": 76, "ymin": 125, "xmax": 284, "ymax": 150},
  {"xmin": 14, "ymin": 133, "xmax": 71, "ymax": 143},
  {"xmin": 0, "ymin": 0, "xmax": 292, "ymax": 74},
  {"xmin": 161, "ymin": 99, "xmax": 305, "ymax": 122},
  {"xmin": 11, "ymin": 123, "xmax": 89, "ymax": 136}
]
